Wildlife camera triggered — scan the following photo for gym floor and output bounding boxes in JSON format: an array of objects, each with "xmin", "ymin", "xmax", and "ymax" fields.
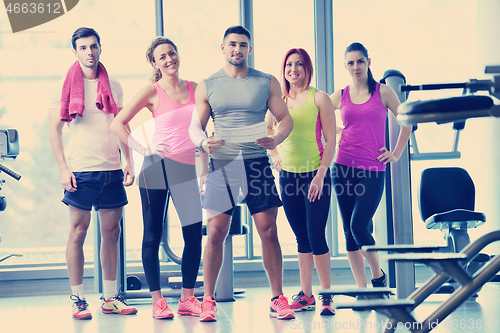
[{"xmin": 1, "ymin": 283, "xmax": 498, "ymax": 333}]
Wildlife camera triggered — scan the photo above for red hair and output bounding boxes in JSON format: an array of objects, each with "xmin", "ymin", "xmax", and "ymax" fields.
[{"xmin": 281, "ymin": 48, "xmax": 313, "ymax": 98}]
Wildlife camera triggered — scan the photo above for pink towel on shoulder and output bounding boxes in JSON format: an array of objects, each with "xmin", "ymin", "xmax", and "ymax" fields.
[{"xmin": 60, "ymin": 61, "xmax": 117, "ymax": 122}]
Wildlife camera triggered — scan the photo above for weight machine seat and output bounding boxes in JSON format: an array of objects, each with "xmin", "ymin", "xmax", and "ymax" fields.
[
  {"xmin": 398, "ymin": 95, "xmax": 493, "ymax": 115},
  {"xmin": 425, "ymin": 209, "xmax": 485, "ymax": 230},
  {"xmin": 362, "ymin": 244, "xmax": 444, "ymax": 253},
  {"xmin": 397, "ymin": 95, "xmax": 497, "ymax": 126},
  {"xmin": 420, "ymin": 167, "xmax": 485, "ymax": 231}
]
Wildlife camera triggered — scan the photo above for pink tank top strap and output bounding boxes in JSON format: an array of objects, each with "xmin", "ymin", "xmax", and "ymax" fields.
[
  {"xmin": 153, "ymin": 81, "xmax": 167, "ymax": 104},
  {"xmin": 153, "ymin": 81, "xmax": 162, "ymax": 96},
  {"xmin": 376, "ymin": 82, "xmax": 381, "ymax": 99},
  {"xmin": 341, "ymin": 85, "xmax": 350, "ymax": 105},
  {"xmin": 186, "ymin": 80, "xmax": 195, "ymax": 104}
]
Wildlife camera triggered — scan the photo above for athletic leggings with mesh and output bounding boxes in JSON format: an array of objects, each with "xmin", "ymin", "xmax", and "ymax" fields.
[
  {"xmin": 139, "ymin": 155, "xmax": 203, "ymax": 291},
  {"xmin": 332, "ymin": 163, "xmax": 385, "ymax": 252}
]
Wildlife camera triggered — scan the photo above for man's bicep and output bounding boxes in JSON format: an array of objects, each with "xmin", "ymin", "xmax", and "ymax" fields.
[
  {"xmin": 267, "ymin": 77, "xmax": 288, "ymax": 122},
  {"xmin": 194, "ymin": 82, "xmax": 211, "ymax": 129},
  {"xmin": 268, "ymin": 100, "xmax": 288, "ymax": 123}
]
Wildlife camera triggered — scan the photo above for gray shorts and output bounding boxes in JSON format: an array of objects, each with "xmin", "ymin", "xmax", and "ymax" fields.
[{"xmin": 203, "ymin": 156, "xmax": 282, "ymax": 216}]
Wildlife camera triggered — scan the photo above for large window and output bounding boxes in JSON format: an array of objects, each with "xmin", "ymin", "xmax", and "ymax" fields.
[{"xmin": 0, "ymin": 0, "xmax": 483, "ymax": 275}]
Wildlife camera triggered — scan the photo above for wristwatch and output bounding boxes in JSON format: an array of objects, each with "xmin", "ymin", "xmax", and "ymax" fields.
[{"xmin": 197, "ymin": 139, "xmax": 206, "ymax": 153}]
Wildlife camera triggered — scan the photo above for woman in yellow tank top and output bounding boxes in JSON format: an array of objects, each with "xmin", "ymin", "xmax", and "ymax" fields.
[{"xmin": 267, "ymin": 48, "xmax": 337, "ymax": 315}]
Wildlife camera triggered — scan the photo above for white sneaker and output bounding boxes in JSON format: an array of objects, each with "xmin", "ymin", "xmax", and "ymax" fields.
[
  {"xmin": 71, "ymin": 295, "xmax": 92, "ymax": 320},
  {"xmin": 101, "ymin": 294, "xmax": 138, "ymax": 315}
]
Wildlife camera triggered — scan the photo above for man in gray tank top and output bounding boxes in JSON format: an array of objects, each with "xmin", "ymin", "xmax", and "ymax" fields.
[{"xmin": 189, "ymin": 25, "xmax": 294, "ymax": 321}]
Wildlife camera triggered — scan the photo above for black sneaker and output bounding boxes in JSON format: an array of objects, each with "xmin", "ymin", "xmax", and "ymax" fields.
[
  {"xmin": 318, "ymin": 295, "xmax": 335, "ymax": 315},
  {"xmin": 371, "ymin": 269, "xmax": 387, "ymax": 288}
]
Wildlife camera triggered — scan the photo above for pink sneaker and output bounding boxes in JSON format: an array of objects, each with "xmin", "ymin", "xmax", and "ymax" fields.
[
  {"xmin": 152, "ymin": 298, "xmax": 174, "ymax": 319},
  {"xmin": 199, "ymin": 297, "xmax": 217, "ymax": 322},
  {"xmin": 177, "ymin": 296, "xmax": 201, "ymax": 316},
  {"xmin": 290, "ymin": 291, "xmax": 316, "ymax": 311},
  {"xmin": 270, "ymin": 295, "xmax": 295, "ymax": 320}
]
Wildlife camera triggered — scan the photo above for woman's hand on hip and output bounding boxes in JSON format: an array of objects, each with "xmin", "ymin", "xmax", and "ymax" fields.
[
  {"xmin": 144, "ymin": 142, "xmax": 170, "ymax": 157},
  {"xmin": 376, "ymin": 147, "xmax": 398, "ymax": 165}
]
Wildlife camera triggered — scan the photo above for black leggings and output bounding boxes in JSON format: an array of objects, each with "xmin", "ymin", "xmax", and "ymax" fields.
[
  {"xmin": 332, "ymin": 163, "xmax": 385, "ymax": 252},
  {"xmin": 139, "ymin": 155, "xmax": 203, "ymax": 291},
  {"xmin": 279, "ymin": 169, "xmax": 331, "ymax": 255}
]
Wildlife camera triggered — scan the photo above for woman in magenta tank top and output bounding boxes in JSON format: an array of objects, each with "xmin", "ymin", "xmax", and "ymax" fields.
[
  {"xmin": 330, "ymin": 42, "xmax": 411, "ymax": 291},
  {"xmin": 111, "ymin": 38, "xmax": 207, "ymax": 319}
]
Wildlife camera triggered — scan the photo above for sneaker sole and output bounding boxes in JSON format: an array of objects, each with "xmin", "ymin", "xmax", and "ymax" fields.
[
  {"xmin": 291, "ymin": 306, "xmax": 316, "ymax": 311},
  {"xmin": 178, "ymin": 311, "xmax": 200, "ymax": 317},
  {"xmin": 73, "ymin": 314, "xmax": 92, "ymax": 320},
  {"xmin": 102, "ymin": 308, "xmax": 138, "ymax": 315},
  {"xmin": 270, "ymin": 312, "xmax": 295, "ymax": 320},
  {"xmin": 153, "ymin": 313, "xmax": 174, "ymax": 319},
  {"xmin": 320, "ymin": 308, "xmax": 335, "ymax": 316},
  {"xmin": 200, "ymin": 314, "xmax": 217, "ymax": 322}
]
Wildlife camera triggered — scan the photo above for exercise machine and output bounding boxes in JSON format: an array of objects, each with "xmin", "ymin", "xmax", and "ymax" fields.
[{"xmin": 0, "ymin": 129, "xmax": 22, "ymax": 262}]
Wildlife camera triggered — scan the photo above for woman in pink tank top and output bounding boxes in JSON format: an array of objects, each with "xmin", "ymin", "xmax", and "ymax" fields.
[
  {"xmin": 111, "ymin": 38, "xmax": 207, "ymax": 319},
  {"xmin": 329, "ymin": 42, "xmax": 412, "ymax": 293}
]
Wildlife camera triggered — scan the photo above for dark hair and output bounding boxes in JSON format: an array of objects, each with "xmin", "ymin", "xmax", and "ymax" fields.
[
  {"xmin": 345, "ymin": 42, "xmax": 377, "ymax": 95},
  {"xmin": 281, "ymin": 48, "xmax": 313, "ymax": 98},
  {"xmin": 71, "ymin": 27, "xmax": 100, "ymax": 50},
  {"xmin": 146, "ymin": 37, "xmax": 179, "ymax": 83},
  {"xmin": 223, "ymin": 25, "xmax": 251, "ymax": 42}
]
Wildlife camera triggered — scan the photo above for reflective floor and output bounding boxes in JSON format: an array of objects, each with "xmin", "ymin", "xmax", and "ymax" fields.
[{"xmin": 1, "ymin": 283, "xmax": 499, "ymax": 333}]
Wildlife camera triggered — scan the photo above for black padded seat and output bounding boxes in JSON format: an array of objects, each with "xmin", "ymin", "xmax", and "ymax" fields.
[
  {"xmin": 397, "ymin": 95, "xmax": 496, "ymax": 125},
  {"xmin": 420, "ymin": 167, "xmax": 486, "ymax": 233},
  {"xmin": 398, "ymin": 95, "xmax": 493, "ymax": 115},
  {"xmin": 362, "ymin": 245, "xmax": 444, "ymax": 253},
  {"xmin": 425, "ymin": 209, "xmax": 486, "ymax": 230}
]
